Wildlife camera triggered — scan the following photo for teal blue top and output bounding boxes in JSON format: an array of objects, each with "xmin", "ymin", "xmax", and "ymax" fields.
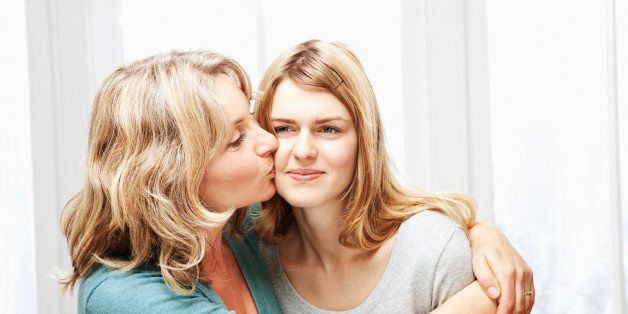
[{"xmin": 78, "ymin": 226, "xmax": 280, "ymax": 313}]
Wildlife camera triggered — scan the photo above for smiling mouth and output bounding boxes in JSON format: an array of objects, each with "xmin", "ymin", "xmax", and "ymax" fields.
[{"xmin": 287, "ymin": 169, "xmax": 324, "ymax": 182}]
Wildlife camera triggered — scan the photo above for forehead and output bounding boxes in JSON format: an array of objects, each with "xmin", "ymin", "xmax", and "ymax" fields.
[
  {"xmin": 212, "ymin": 75, "xmax": 249, "ymax": 118},
  {"xmin": 271, "ymin": 79, "xmax": 350, "ymax": 119}
]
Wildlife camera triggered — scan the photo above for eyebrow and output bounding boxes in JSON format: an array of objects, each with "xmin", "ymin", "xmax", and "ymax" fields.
[{"xmin": 271, "ymin": 117, "xmax": 349, "ymax": 124}]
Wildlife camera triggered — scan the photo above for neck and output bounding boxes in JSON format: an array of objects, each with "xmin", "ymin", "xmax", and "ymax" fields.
[
  {"xmin": 200, "ymin": 225, "xmax": 228, "ymax": 274},
  {"xmin": 284, "ymin": 201, "xmax": 364, "ymax": 268}
]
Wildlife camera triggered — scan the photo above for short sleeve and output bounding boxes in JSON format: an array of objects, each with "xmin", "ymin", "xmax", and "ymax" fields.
[{"xmin": 431, "ymin": 227, "xmax": 475, "ymax": 309}]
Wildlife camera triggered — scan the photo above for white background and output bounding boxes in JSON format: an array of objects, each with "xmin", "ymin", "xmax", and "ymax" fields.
[{"xmin": 2, "ymin": 0, "xmax": 627, "ymax": 313}]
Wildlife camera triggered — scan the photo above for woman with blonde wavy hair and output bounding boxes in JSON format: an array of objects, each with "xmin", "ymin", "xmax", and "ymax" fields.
[
  {"xmin": 62, "ymin": 50, "xmax": 281, "ymax": 313},
  {"xmin": 253, "ymin": 40, "xmax": 534, "ymax": 313}
]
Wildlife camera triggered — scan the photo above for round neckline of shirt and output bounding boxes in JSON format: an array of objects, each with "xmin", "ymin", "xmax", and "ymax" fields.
[{"xmin": 272, "ymin": 221, "xmax": 409, "ymax": 313}]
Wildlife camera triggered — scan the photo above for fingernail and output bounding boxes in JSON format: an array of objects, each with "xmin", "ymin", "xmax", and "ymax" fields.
[{"xmin": 487, "ymin": 286, "xmax": 499, "ymax": 299}]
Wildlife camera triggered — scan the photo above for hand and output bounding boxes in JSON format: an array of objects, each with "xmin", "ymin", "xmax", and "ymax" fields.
[{"xmin": 468, "ymin": 221, "xmax": 534, "ymax": 314}]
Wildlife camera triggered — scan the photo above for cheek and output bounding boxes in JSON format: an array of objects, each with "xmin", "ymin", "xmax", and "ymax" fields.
[
  {"xmin": 274, "ymin": 139, "xmax": 292, "ymax": 169},
  {"xmin": 232, "ymin": 164, "xmax": 260, "ymax": 183},
  {"xmin": 223, "ymin": 155, "xmax": 261, "ymax": 185},
  {"xmin": 326, "ymin": 139, "xmax": 358, "ymax": 173},
  {"xmin": 202, "ymin": 153, "xmax": 261, "ymax": 203}
]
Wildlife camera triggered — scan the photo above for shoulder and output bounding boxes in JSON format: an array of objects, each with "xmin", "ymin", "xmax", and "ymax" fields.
[
  {"xmin": 79, "ymin": 264, "xmax": 228, "ymax": 314},
  {"xmin": 396, "ymin": 211, "xmax": 474, "ymax": 308},
  {"xmin": 400, "ymin": 210, "xmax": 467, "ymax": 246},
  {"xmin": 403, "ymin": 209, "xmax": 463, "ymax": 229},
  {"xmin": 396, "ymin": 210, "xmax": 473, "ymax": 281},
  {"xmin": 401, "ymin": 212, "xmax": 474, "ymax": 307},
  {"xmin": 400, "ymin": 209, "xmax": 471, "ymax": 264}
]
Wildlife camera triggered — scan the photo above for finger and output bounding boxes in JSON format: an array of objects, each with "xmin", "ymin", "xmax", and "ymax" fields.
[
  {"xmin": 496, "ymin": 268, "xmax": 516, "ymax": 314},
  {"xmin": 525, "ymin": 274, "xmax": 535, "ymax": 313},
  {"xmin": 473, "ymin": 255, "xmax": 501, "ymax": 299},
  {"xmin": 514, "ymin": 268, "xmax": 527, "ymax": 314},
  {"xmin": 520, "ymin": 267, "xmax": 534, "ymax": 313}
]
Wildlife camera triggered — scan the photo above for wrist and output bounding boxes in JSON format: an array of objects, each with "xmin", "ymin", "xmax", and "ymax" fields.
[{"xmin": 468, "ymin": 220, "xmax": 502, "ymax": 246}]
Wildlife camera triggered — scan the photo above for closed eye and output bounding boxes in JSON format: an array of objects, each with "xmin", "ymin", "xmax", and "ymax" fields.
[{"xmin": 228, "ymin": 133, "xmax": 246, "ymax": 149}]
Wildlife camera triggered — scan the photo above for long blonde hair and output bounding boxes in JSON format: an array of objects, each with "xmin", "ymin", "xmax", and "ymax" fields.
[
  {"xmin": 61, "ymin": 50, "xmax": 251, "ymax": 293},
  {"xmin": 254, "ymin": 40, "xmax": 476, "ymax": 250}
]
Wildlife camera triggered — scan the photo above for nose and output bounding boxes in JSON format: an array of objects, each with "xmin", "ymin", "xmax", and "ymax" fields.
[
  {"xmin": 293, "ymin": 131, "xmax": 316, "ymax": 160},
  {"xmin": 255, "ymin": 125, "xmax": 278, "ymax": 157}
]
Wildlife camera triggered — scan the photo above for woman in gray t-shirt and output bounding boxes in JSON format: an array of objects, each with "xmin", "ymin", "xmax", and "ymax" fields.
[{"xmin": 252, "ymin": 40, "xmax": 520, "ymax": 313}]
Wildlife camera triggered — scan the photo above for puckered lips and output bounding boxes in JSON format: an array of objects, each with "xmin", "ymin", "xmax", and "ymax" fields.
[{"xmin": 287, "ymin": 168, "xmax": 324, "ymax": 182}]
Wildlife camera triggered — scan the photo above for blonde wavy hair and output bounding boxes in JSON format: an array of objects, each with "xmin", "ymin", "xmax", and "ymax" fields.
[
  {"xmin": 254, "ymin": 40, "xmax": 476, "ymax": 250},
  {"xmin": 61, "ymin": 50, "xmax": 251, "ymax": 294}
]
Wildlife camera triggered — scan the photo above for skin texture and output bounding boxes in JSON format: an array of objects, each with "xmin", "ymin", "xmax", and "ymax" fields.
[
  {"xmin": 271, "ymin": 79, "xmax": 358, "ymax": 210},
  {"xmin": 200, "ymin": 75, "xmax": 278, "ymax": 211},
  {"xmin": 271, "ymin": 79, "xmax": 390, "ymax": 310},
  {"xmin": 199, "ymin": 75, "xmax": 278, "ymax": 314}
]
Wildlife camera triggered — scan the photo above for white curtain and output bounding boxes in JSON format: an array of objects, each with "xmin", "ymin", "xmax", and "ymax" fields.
[
  {"xmin": 487, "ymin": 0, "xmax": 627, "ymax": 312},
  {"xmin": 0, "ymin": 0, "xmax": 36, "ymax": 313}
]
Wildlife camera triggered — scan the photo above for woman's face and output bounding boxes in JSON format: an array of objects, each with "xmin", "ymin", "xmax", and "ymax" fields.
[
  {"xmin": 270, "ymin": 79, "xmax": 358, "ymax": 209},
  {"xmin": 200, "ymin": 75, "xmax": 278, "ymax": 211}
]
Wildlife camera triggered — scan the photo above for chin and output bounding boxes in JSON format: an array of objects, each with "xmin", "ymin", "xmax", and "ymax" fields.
[
  {"xmin": 261, "ymin": 189, "xmax": 276, "ymax": 202},
  {"xmin": 280, "ymin": 193, "xmax": 323, "ymax": 208},
  {"xmin": 258, "ymin": 182, "xmax": 277, "ymax": 202}
]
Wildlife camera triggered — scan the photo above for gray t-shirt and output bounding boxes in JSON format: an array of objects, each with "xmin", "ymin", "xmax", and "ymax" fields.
[{"xmin": 259, "ymin": 210, "xmax": 474, "ymax": 313}]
